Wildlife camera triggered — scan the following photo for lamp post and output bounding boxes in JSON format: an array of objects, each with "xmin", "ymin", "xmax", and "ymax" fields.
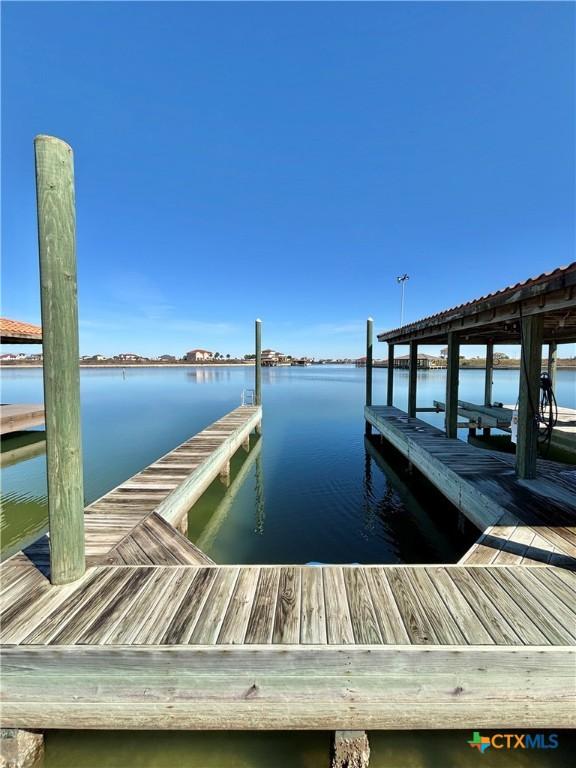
[{"xmin": 397, "ymin": 273, "xmax": 409, "ymax": 327}]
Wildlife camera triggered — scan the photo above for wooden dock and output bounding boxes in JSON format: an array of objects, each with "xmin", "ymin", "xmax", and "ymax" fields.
[
  {"xmin": 365, "ymin": 406, "xmax": 576, "ymax": 567},
  {"xmin": 0, "ymin": 404, "xmax": 44, "ymax": 436},
  {"xmin": 1, "ymin": 561, "xmax": 575, "ymax": 729},
  {"xmin": 0, "ymin": 403, "xmax": 574, "ymax": 732}
]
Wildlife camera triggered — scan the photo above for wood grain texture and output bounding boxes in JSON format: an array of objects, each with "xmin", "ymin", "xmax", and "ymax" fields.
[{"xmin": 35, "ymin": 135, "xmax": 85, "ymax": 585}]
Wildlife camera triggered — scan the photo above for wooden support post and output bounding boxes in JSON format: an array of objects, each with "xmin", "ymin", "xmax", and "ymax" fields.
[
  {"xmin": 387, "ymin": 343, "xmax": 394, "ymax": 406},
  {"xmin": 255, "ymin": 318, "xmax": 262, "ymax": 406},
  {"xmin": 219, "ymin": 460, "xmax": 231, "ymax": 487},
  {"xmin": 516, "ymin": 315, "xmax": 543, "ymax": 479},
  {"xmin": 0, "ymin": 729, "xmax": 44, "ymax": 768},
  {"xmin": 365, "ymin": 318, "xmax": 373, "ymax": 435},
  {"xmin": 483, "ymin": 341, "xmax": 494, "ymax": 436},
  {"xmin": 35, "ymin": 135, "xmax": 85, "ymax": 585},
  {"xmin": 484, "ymin": 341, "xmax": 494, "ymax": 406},
  {"xmin": 548, "ymin": 340, "xmax": 558, "ymax": 391},
  {"xmin": 408, "ymin": 341, "xmax": 418, "ymax": 417},
  {"xmin": 331, "ymin": 731, "xmax": 370, "ymax": 768},
  {"xmin": 445, "ymin": 332, "xmax": 460, "ymax": 439},
  {"xmin": 242, "ymin": 436, "xmax": 250, "ymax": 452}
]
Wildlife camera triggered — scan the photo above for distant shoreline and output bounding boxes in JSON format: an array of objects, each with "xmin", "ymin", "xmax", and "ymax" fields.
[{"xmin": 2, "ymin": 362, "xmax": 575, "ymax": 370}]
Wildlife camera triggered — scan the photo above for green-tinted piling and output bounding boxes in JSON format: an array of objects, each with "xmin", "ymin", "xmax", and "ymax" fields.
[
  {"xmin": 408, "ymin": 341, "xmax": 418, "ymax": 417},
  {"xmin": 35, "ymin": 135, "xmax": 85, "ymax": 585},
  {"xmin": 445, "ymin": 332, "xmax": 460, "ymax": 439},
  {"xmin": 516, "ymin": 315, "xmax": 543, "ymax": 479},
  {"xmin": 387, "ymin": 343, "xmax": 394, "ymax": 406},
  {"xmin": 365, "ymin": 318, "xmax": 373, "ymax": 435}
]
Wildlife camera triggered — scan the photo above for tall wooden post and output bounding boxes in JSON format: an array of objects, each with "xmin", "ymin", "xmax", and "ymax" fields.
[
  {"xmin": 548, "ymin": 340, "xmax": 557, "ymax": 391},
  {"xmin": 35, "ymin": 135, "xmax": 85, "ymax": 585},
  {"xmin": 387, "ymin": 343, "xmax": 394, "ymax": 406},
  {"xmin": 445, "ymin": 332, "xmax": 460, "ymax": 439},
  {"xmin": 516, "ymin": 315, "xmax": 543, "ymax": 479},
  {"xmin": 255, "ymin": 318, "xmax": 262, "ymax": 406},
  {"xmin": 408, "ymin": 341, "xmax": 418, "ymax": 417},
  {"xmin": 365, "ymin": 318, "xmax": 373, "ymax": 435},
  {"xmin": 484, "ymin": 341, "xmax": 494, "ymax": 406}
]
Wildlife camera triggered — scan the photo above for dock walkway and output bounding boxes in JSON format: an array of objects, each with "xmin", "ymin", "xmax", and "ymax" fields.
[
  {"xmin": 365, "ymin": 405, "xmax": 576, "ymax": 566},
  {"xmin": 0, "ymin": 404, "xmax": 44, "ymax": 436}
]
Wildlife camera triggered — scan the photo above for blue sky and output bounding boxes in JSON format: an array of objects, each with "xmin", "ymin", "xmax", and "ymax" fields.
[{"xmin": 2, "ymin": 1, "xmax": 574, "ymax": 359}]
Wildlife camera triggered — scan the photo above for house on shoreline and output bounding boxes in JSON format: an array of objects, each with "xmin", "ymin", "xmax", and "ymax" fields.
[
  {"xmin": 185, "ymin": 348, "xmax": 214, "ymax": 362},
  {"xmin": 261, "ymin": 349, "xmax": 291, "ymax": 366}
]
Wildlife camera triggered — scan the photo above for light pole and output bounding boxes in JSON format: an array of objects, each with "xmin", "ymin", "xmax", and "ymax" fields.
[{"xmin": 397, "ymin": 273, "xmax": 409, "ymax": 327}]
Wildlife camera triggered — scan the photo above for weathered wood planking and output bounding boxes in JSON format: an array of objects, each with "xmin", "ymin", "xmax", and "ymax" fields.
[
  {"xmin": 83, "ymin": 405, "xmax": 261, "ymax": 561},
  {"xmin": 1, "ymin": 564, "xmax": 574, "ymax": 649},
  {"xmin": 0, "ymin": 404, "xmax": 45, "ymax": 435},
  {"xmin": 1, "ymin": 564, "xmax": 574, "ymax": 729},
  {"xmin": 2, "ymin": 644, "xmax": 574, "ymax": 730},
  {"xmin": 365, "ymin": 405, "xmax": 576, "ymax": 567}
]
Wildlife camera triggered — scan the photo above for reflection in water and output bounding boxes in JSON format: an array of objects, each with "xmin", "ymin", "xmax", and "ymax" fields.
[
  {"xmin": 0, "ymin": 430, "xmax": 46, "ymax": 468},
  {"xmin": 254, "ymin": 446, "xmax": 265, "ymax": 535},
  {"xmin": 196, "ymin": 438, "xmax": 262, "ymax": 551},
  {"xmin": 187, "ymin": 368, "xmax": 233, "ymax": 384},
  {"xmin": 363, "ymin": 435, "xmax": 477, "ymax": 563}
]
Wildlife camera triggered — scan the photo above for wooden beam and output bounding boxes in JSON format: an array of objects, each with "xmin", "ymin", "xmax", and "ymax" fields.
[
  {"xmin": 548, "ymin": 341, "xmax": 558, "ymax": 391},
  {"xmin": 408, "ymin": 341, "xmax": 418, "ymax": 417},
  {"xmin": 255, "ymin": 319, "xmax": 262, "ymax": 406},
  {"xmin": 35, "ymin": 135, "xmax": 85, "ymax": 585},
  {"xmin": 365, "ymin": 318, "xmax": 373, "ymax": 435},
  {"xmin": 2, "ymin": 645, "xmax": 573, "ymax": 730},
  {"xmin": 387, "ymin": 343, "xmax": 394, "ymax": 406},
  {"xmin": 445, "ymin": 332, "xmax": 460, "ymax": 438},
  {"xmin": 516, "ymin": 315, "xmax": 543, "ymax": 479}
]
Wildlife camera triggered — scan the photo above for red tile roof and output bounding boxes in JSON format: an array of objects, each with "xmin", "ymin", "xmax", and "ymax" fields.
[
  {"xmin": 378, "ymin": 263, "xmax": 576, "ymax": 342},
  {"xmin": 0, "ymin": 317, "xmax": 42, "ymax": 344}
]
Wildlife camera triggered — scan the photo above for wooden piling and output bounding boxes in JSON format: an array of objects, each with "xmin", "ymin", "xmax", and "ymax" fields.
[
  {"xmin": 548, "ymin": 341, "xmax": 557, "ymax": 391},
  {"xmin": 35, "ymin": 135, "xmax": 85, "ymax": 585},
  {"xmin": 255, "ymin": 319, "xmax": 262, "ymax": 406},
  {"xmin": 445, "ymin": 332, "xmax": 460, "ymax": 439},
  {"xmin": 408, "ymin": 341, "xmax": 418, "ymax": 417},
  {"xmin": 484, "ymin": 341, "xmax": 494, "ymax": 406},
  {"xmin": 386, "ymin": 343, "xmax": 394, "ymax": 406},
  {"xmin": 483, "ymin": 341, "xmax": 494, "ymax": 436},
  {"xmin": 365, "ymin": 318, "xmax": 373, "ymax": 435},
  {"xmin": 516, "ymin": 315, "xmax": 543, "ymax": 479}
]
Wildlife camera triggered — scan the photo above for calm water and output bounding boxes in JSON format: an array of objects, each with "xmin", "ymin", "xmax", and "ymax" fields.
[
  {"xmin": 2, "ymin": 366, "xmax": 575, "ymax": 562},
  {"xmin": 2, "ymin": 365, "xmax": 575, "ymax": 767}
]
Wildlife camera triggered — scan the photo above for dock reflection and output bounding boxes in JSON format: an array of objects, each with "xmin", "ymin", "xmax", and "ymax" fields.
[
  {"xmin": 0, "ymin": 431, "xmax": 46, "ymax": 468},
  {"xmin": 363, "ymin": 435, "xmax": 476, "ymax": 562},
  {"xmin": 196, "ymin": 438, "xmax": 263, "ymax": 551}
]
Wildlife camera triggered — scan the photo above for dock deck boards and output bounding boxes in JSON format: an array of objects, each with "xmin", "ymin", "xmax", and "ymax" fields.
[
  {"xmin": 1, "ymin": 564, "xmax": 574, "ymax": 647},
  {"xmin": 365, "ymin": 405, "xmax": 576, "ymax": 567},
  {"xmin": 0, "ymin": 404, "xmax": 45, "ymax": 435}
]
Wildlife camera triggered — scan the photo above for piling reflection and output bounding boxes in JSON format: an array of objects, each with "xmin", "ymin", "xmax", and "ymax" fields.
[
  {"xmin": 363, "ymin": 435, "xmax": 477, "ymax": 562},
  {"xmin": 196, "ymin": 437, "xmax": 263, "ymax": 551},
  {"xmin": 254, "ymin": 445, "xmax": 265, "ymax": 535}
]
